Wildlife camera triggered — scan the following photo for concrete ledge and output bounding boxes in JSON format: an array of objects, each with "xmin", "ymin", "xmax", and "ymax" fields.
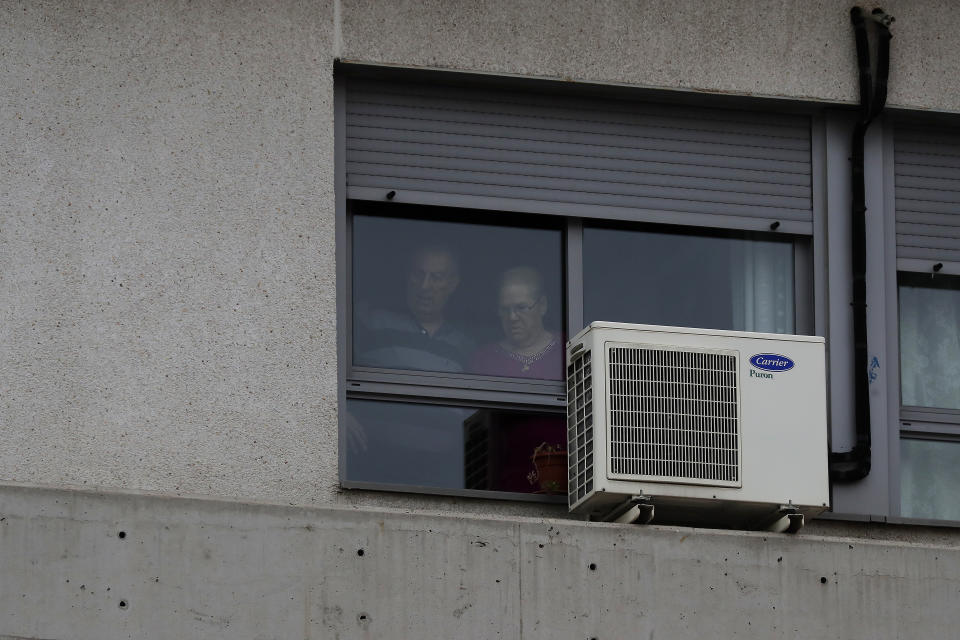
[{"xmin": 2, "ymin": 485, "xmax": 960, "ymax": 638}]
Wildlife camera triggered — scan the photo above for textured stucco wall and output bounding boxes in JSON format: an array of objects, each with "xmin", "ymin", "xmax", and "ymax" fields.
[
  {"xmin": 1, "ymin": 1, "xmax": 339, "ymax": 504},
  {"xmin": 5, "ymin": 0, "xmax": 960, "ymax": 518},
  {"xmin": 339, "ymin": 0, "xmax": 960, "ymax": 113},
  {"xmin": 2, "ymin": 486, "xmax": 960, "ymax": 640}
]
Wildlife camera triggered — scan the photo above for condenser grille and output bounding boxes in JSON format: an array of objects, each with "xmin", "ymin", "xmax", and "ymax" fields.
[
  {"xmin": 567, "ymin": 348, "xmax": 593, "ymax": 506},
  {"xmin": 607, "ymin": 345, "xmax": 740, "ymax": 485}
]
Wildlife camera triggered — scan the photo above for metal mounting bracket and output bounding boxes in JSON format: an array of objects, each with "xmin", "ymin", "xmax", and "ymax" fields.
[
  {"xmin": 761, "ymin": 505, "xmax": 805, "ymax": 534},
  {"xmin": 600, "ymin": 495, "xmax": 655, "ymax": 525}
]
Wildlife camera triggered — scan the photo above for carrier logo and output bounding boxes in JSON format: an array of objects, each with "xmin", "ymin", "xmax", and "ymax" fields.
[{"xmin": 749, "ymin": 354, "xmax": 795, "ymax": 372}]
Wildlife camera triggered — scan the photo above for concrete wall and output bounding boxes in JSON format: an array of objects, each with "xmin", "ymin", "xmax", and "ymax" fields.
[
  {"xmin": 1, "ymin": 485, "xmax": 959, "ymax": 640},
  {"xmin": 3, "ymin": 0, "xmax": 340, "ymax": 506},
  {"xmin": 4, "ymin": 0, "xmax": 960, "ymax": 516}
]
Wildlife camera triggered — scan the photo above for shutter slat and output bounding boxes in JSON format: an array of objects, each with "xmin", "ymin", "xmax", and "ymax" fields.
[
  {"xmin": 895, "ymin": 198, "xmax": 960, "ymax": 215},
  {"xmin": 897, "ymin": 222, "xmax": 960, "ymax": 240},
  {"xmin": 896, "ymin": 128, "xmax": 960, "ymax": 150},
  {"xmin": 347, "ymin": 118, "xmax": 810, "ymax": 163},
  {"xmin": 895, "ymin": 210, "xmax": 960, "ymax": 227},
  {"xmin": 347, "ymin": 103, "xmax": 811, "ymax": 151},
  {"xmin": 897, "ymin": 140, "xmax": 960, "ymax": 158},
  {"xmin": 349, "ymin": 173, "xmax": 813, "ymax": 221},
  {"xmin": 898, "ymin": 245, "xmax": 960, "ymax": 263},
  {"xmin": 896, "ymin": 188, "xmax": 960, "ymax": 205},
  {"xmin": 897, "ymin": 152, "xmax": 960, "ymax": 171},
  {"xmin": 347, "ymin": 185, "xmax": 813, "ymax": 234},
  {"xmin": 895, "ymin": 174, "xmax": 960, "ymax": 193},
  {"xmin": 347, "ymin": 162, "xmax": 812, "ymax": 209},
  {"xmin": 897, "ymin": 232, "xmax": 960, "ymax": 249},
  {"xmin": 347, "ymin": 134, "xmax": 810, "ymax": 175},
  {"xmin": 349, "ymin": 81, "xmax": 812, "ymax": 132},
  {"xmin": 347, "ymin": 140, "xmax": 811, "ymax": 186},
  {"xmin": 346, "ymin": 80, "xmax": 813, "ymax": 232},
  {"xmin": 896, "ymin": 162, "xmax": 960, "ymax": 180},
  {"xmin": 347, "ymin": 151, "xmax": 811, "ymax": 198}
]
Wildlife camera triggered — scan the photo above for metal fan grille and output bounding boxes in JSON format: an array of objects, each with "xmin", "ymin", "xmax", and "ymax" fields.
[
  {"xmin": 607, "ymin": 345, "xmax": 740, "ymax": 486},
  {"xmin": 567, "ymin": 348, "xmax": 593, "ymax": 506}
]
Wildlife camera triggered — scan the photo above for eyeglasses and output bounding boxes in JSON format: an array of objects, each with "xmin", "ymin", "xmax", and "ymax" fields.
[{"xmin": 498, "ymin": 302, "xmax": 538, "ymax": 317}]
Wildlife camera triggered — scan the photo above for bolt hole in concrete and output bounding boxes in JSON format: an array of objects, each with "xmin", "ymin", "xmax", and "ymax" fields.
[
  {"xmin": 119, "ymin": 600, "xmax": 128, "ymax": 609},
  {"xmin": 357, "ymin": 549, "xmax": 365, "ymax": 557},
  {"xmin": 118, "ymin": 531, "xmax": 126, "ymax": 539},
  {"xmin": 820, "ymin": 577, "xmax": 828, "ymax": 584},
  {"xmin": 589, "ymin": 563, "xmax": 597, "ymax": 571}
]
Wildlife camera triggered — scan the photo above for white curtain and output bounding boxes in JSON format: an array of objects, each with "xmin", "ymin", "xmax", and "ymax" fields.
[
  {"xmin": 899, "ymin": 281, "xmax": 960, "ymax": 410},
  {"xmin": 730, "ymin": 240, "xmax": 794, "ymax": 334},
  {"xmin": 901, "ymin": 439, "xmax": 960, "ymax": 520}
]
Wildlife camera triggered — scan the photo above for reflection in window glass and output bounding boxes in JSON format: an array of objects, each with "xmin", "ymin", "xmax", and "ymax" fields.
[
  {"xmin": 352, "ymin": 214, "xmax": 564, "ymax": 380},
  {"xmin": 901, "ymin": 439, "xmax": 960, "ymax": 521},
  {"xmin": 583, "ymin": 226, "xmax": 795, "ymax": 333},
  {"xmin": 899, "ymin": 273, "xmax": 960, "ymax": 410},
  {"xmin": 344, "ymin": 399, "xmax": 566, "ymax": 493}
]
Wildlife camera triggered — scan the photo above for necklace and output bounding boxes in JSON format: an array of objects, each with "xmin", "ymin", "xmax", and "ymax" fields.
[{"xmin": 502, "ymin": 335, "xmax": 557, "ymax": 372}]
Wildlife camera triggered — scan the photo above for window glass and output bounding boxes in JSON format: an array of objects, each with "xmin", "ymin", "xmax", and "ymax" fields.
[
  {"xmin": 583, "ymin": 226, "xmax": 795, "ymax": 333},
  {"xmin": 344, "ymin": 398, "xmax": 566, "ymax": 493},
  {"xmin": 899, "ymin": 273, "xmax": 960, "ymax": 410},
  {"xmin": 901, "ymin": 438, "xmax": 960, "ymax": 521},
  {"xmin": 352, "ymin": 214, "xmax": 564, "ymax": 380}
]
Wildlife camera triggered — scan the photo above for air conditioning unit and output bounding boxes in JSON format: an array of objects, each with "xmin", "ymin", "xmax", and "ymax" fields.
[{"xmin": 566, "ymin": 322, "xmax": 829, "ymax": 531}]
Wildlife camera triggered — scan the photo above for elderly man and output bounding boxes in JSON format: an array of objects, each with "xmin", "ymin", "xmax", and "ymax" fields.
[{"xmin": 355, "ymin": 244, "xmax": 474, "ymax": 373}]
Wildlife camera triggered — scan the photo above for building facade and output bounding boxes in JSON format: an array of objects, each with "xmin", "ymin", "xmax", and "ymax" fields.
[{"xmin": 4, "ymin": 1, "xmax": 960, "ymax": 637}]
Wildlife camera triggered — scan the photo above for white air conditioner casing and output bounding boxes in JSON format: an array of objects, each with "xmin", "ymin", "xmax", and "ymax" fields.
[{"xmin": 567, "ymin": 322, "xmax": 829, "ymax": 529}]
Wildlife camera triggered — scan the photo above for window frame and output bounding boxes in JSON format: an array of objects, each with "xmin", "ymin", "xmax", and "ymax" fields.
[
  {"xmin": 340, "ymin": 202, "xmax": 573, "ymax": 501},
  {"xmin": 335, "ymin": 69, "xmax": 822, "ymax": 503},
  {"xmin": 578, "ymin": 218, "xmax": 813, "ymax": 335},
  {"xmin": 894, "ymin": 269, "xmax": 960, "ymax": 519},
  {"xmin": 881, "ymin": 113, "xmax": 960, "ymax": 523},
  {"xmin": 345, "ymin": 203, "xmax": 571, "ymax": 399}
]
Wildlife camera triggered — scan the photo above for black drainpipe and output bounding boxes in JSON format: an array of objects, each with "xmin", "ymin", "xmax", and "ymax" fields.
[{"xmin": 829, "ymin": 6, "xmax": 894, "ymax": 482}]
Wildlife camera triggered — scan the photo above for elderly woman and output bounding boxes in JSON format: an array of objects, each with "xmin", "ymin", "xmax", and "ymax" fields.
[{"xmin": 470, "ymin": 266, "xmax": 562, "ymax": 380}]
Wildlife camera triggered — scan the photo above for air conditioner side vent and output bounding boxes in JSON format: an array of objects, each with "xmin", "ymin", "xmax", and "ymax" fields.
[
  {"xmin": 567, "ymin": 347, "xmax": 593, "ymax": 507},
  {"xmin": 607, "ymin": 344, "xmax": 741, "ymax": 487}
]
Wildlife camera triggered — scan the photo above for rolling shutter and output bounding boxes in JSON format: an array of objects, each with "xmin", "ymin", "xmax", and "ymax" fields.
[
  {"xmin": 895, "ymin": 124, "xmax": 960, "ymax": 268},
  {"xmin": 345, "ymin": 79, "xmax": 813, "ymax": 234}
]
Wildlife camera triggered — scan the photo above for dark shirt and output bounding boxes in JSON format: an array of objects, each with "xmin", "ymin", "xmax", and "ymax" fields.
[{"xmin": 355, "ymin": 308, "xmax": 474, "ymax": 373}]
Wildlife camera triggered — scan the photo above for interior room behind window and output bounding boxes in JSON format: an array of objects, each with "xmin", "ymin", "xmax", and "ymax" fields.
[{"xmin": 352, "ymin": 213, "xmax": 564, "ymax": 380}]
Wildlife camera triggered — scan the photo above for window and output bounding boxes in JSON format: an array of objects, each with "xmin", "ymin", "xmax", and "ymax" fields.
[
  {"xmin": 892, "ymin": 121, "xmax": 960, "ymax": 521},
  {"xmin": 341, "ymin": 206, "xmax": 809, "ymax": 498},
  {"xmin": 898, "ymin": 273, "xmax": 960, "ymax": 412},
  {"xmin": 345, "ymin": 205, "xmax": 568, "ymax": 497},
  {"xmin": 352, "ymin": 212, "xmax": 564, "ymax": 380},
  {"xmin": 898, "ymin": 272, "xmax": 960, "ymax": 519},
  {"xmin": 583, "ymin": 224, "xmax": 796, "ymax": 334},
  {"xmin": 338, "ymin": 73, "xmax": 815, "ymax": 499}
]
